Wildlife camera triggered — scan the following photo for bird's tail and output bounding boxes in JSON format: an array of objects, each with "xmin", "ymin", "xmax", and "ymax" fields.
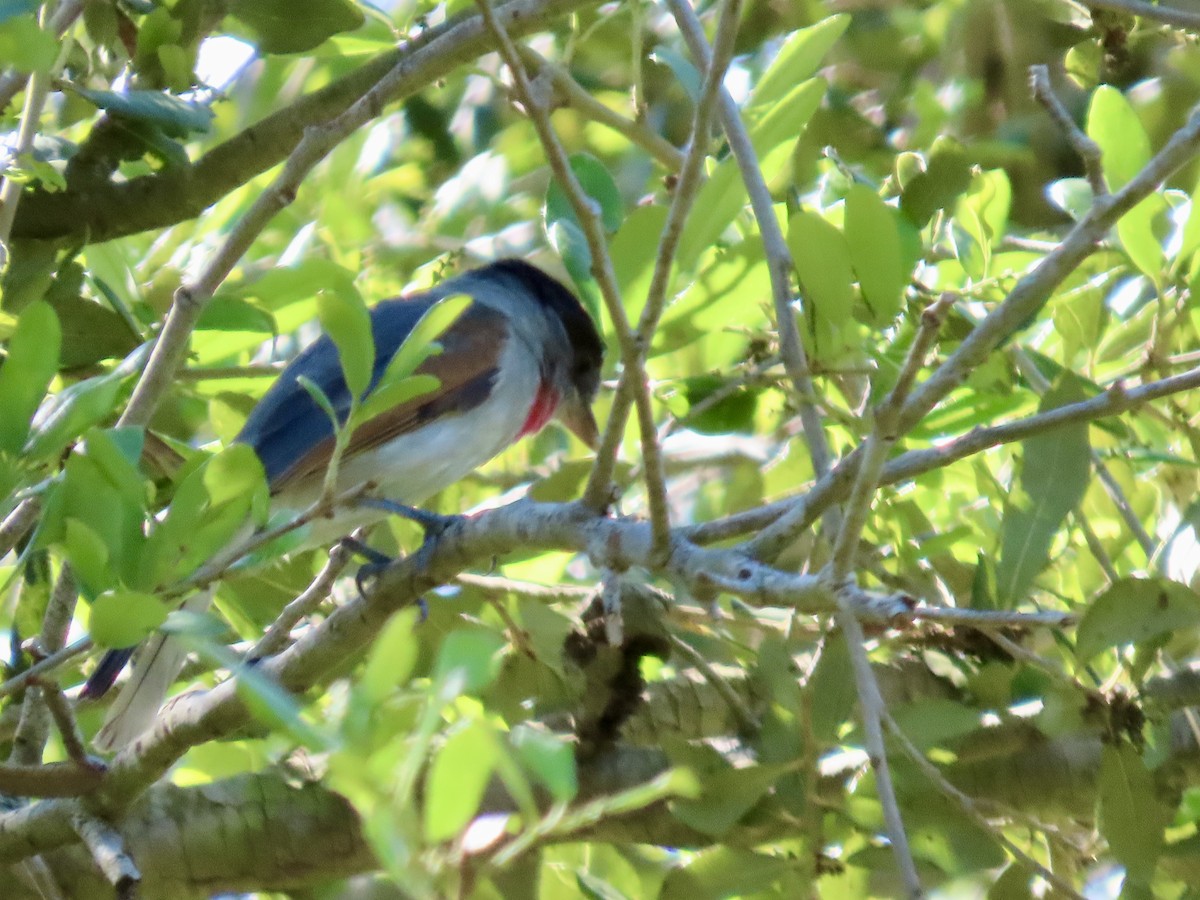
[{"xmin": 91, "ymin": 589, "xmax": 215, "ymax": 752}]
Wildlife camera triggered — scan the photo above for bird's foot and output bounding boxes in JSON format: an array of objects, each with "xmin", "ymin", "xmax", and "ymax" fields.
[
  {"xmin": 356, "ymin": 498, "xmax": 460, "ymax": 539},
  {"xmin": 339, "ymin": 536, "xmax": 397, "ymax": 597},
  {"xmin": 342, "ymin": 500, "xmax": 459, "ymax": 610}
]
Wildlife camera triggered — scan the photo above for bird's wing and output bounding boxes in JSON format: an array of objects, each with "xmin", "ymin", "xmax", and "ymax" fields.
[{"xmin": 236, "ymin": 298, "xmax": 508, "ymax": 493}]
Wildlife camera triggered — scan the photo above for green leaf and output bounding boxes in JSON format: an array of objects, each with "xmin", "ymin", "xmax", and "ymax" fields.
[
  {"xmin": 72, "ymin": 88, "xmax": 214, "ymax": 138},
  {"xmin": 297, "ymin": 375, "xmax": 340, "ymax": 429},
  {"xmin": 358, "ymin": 607, "xmax": 420, "ymax": 706},
  {"xmin": 677, "ymin": 79, "xmax": 825, "ymax": 269},
  {"xmin": 424, "ymin": 719, "xmax": 499, "ymax": 842},
  {"xmin": 749, "ymin": 15, "xmax": 849, "ymax": 110},
  {"xmin": 82, "ymin": 428, "xmax": 147, "ymax": 511},
  {"xmin": 1098, "ymin": 743, "xmax": 1170, "ymax": 882},
  {"xmin": 1046, "ymin": 177, "xmax": 1093, "ymax": 221},
  {"xmin": 954, "ymin": 168, "xmax": 1012, "ymax": 279},
  {"xmin": 89, "ymin": 590, "xmax": 167, "ymax": 648},
  {"xmin": 745, "ymin": 78, "xmax": 828, "ymax": 159},
  {"xmin": 899, "ymin": 136, "xmax": 973, "ymax": 227},
  {"xmin": 433, "ymin": 629, "xmax": 505, "ymax": 697},
  {"xmin": 317, "ymin": 284, "xmax": 374, "ymax": 401},
  {"xmin": 1116, "ymin": 194, "xmax": 1166, "ymax": 285},
  {"xmin": 203, "ymin": 443, "xmax": 267, "ymax": 512},
  {"xmin": 1076, "ymin": 578, "xmax": 1200, "ymax": 662},
  {"xmin": 996, "ymin": 375, "xmax": 1091, "ymax": 606},
  {"xmin": 231, "ymin": 258, "xmax": 360, "ymax": 312},
  {"xmin": 373, "ymin": 293, "xmax": 472, "ymax": 396},
  {"xmin": 48, "ymin": 293, "xmax": 140, "ymax": 369},
  {"xmin": 671, "ymin": 762, "xmax": 792, "ymax": 836},
  {"xmin": 659, "ymin": 848, "xmax": 794, "ymax": 900},
  {"xmin": 970, "ymin": 552, "xmax": 998, "ymax": 611},
  {"xmin": 610, "ymin": 203, "xmax": 669, "ymax": 321},
  {"xmin": 845, "ymin": 184, "xmax": 910, "ymax": 325},
  {"xmin": 178, "ymin": 632, "xmax": 331, "ymax": 749},
  {"xmin": 510, "ymin": 725, "xmax": 577, "ymax": 802},
  {"xmin": 1177, "ymin": 174, "xmax": 1200, "ymax": 262},
  {"xmin": 649, "ymin": 44, "xmax": 701, "ymax": 102},
  {"xmin": 196, "ymin": 295, "xmax": 276, "ymax": 333},
  {"xmin": 0, "ymin": 13, "xmax": 56, "ymax": 73},
  {"xmin": 230, "ymin": 0, "xmax": 365, "ymax": 54},
  {"xmin": 63, "ymin": 518, "xmax": 112, "ymax": 596},
  {"xmin": 682, "ymin": 375, "xmax": 758, "ymax": 434},
  {"xmin": 0, "ymin": 301, "xmax": 60, "ymax": 453},
  {"xmin": 353, "ymin": 374, "xmax": 440, "ymax": 429},
  {"xmin": 1087, "ymin": 85, "xmax": 1150, "ymax": 190},
  {"xmin": 545, "ymin": 153, "xmax": 624, "ymax": 235},
  {"xmin": 788, "ymin": 210, "xmax": 854, "ymax": 327},
  {"xmin": 807, "ymin": 630, "xmax": 855, "ymax": 742},
  {"xmin": 547, "ymin": 219, "xmax": 600, "ymax": 320}
]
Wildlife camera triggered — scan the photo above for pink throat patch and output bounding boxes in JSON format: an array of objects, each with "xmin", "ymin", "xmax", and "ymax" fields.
[{"xmin": 519, "ymin": 379, "xmax": 559, "ymax": 438}]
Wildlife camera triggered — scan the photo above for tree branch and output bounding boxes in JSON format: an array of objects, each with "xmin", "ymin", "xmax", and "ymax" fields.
[
  {"xmin": 590, "ymin": 0, "xmax": 745, "ymax": 557},
  {"xmin": 669, "ymin": 0, "xmax": 834, "ymax": 484},
  {"xmin": 10, "ymin": 0, "xmax": 603, "ymax": 244},
  {"xmin": 746, "ymin": 83, "xmax": 1200, "ymax": 560}
]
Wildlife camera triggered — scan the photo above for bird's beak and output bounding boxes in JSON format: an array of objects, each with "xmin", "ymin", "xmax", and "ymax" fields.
[{"xmin": 558, "ymin": 390, "xmax": 600, "ymax": 449}]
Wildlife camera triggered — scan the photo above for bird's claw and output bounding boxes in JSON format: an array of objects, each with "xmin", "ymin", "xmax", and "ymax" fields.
[{"xmin": 341, "ymin": 501, "xmax": 460, "ymax": 607}]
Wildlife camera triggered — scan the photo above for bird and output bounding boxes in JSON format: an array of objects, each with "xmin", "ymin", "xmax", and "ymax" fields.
[{"xmin": 86, "ymin": 258, "xmax": 604, "ymax": 750}]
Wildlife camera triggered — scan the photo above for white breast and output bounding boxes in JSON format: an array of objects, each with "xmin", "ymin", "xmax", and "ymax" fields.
[{"xmin": 279, "ymin": 332, "xmax": 542, "ymax": 542}]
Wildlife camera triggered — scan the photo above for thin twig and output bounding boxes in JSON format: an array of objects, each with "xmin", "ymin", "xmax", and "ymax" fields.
[
  {"xmin": 1094, "ymin": 458, "xmax": 1156, "ymax": 558},
  {"xmin": 7, "ymin": 566, "xmax": 83, "ymax": 769},
  {"xmin": 6, "ymin": 563, "xmax": 78, "ymax": 768},
  {"xmin": 827, "ymin": 292, "xmax": 957, "ymax": 581},
  {"xmin": 249, "ymin": 539, "xmax": 355, "ymax": 659},
  {"xmin": 669, "ymin": 635, "xmax": 761, "ymax": 734},
  {"xmin": 1030, "ymin": 65, "xmax": 1107, "ymax": 197},
  {"xmin": 689, "ymin": 362, "xmax": 1200, "ymax": 548},
  {"xmin": 0, "ymin": 4, "xmax": 57, "ymax": 267},
  {"xmin": 668, "ymin": 0, "xmax": 834, "ymax": 485},
  {"xmin": 594, "ymin": 0, "xmax": 745, "ymax": 558},
  {"xmin": 0, "ymin": 638, "xmax": 93, "ymax": 701},
  {"xmin": 986, "ymin": 630, "xmax": 1095, "ymax": 697},
  {"xmin": 41, "ymin": 685, "xmax": 92, "ymax": 768},
  {"xmin": 173, "ymin": 481, "xmax": 375, "ymax": 593},
  {"xmin": 38, "ymin": 565, "xmax": 77, "ymax": 659},
  {"xmin": 177, "ymin": 364, "xmax": 285, "ymax": 381},
  {"xmin": 834, "ymin": 605, "xmax": 922, "ymax": 897},
  {"xmin": 0, "ymin": 497, "xmax": 41, "ymax": 560},
  {"xmin": 471, "ymin": 0, "xmax": 668, "ymax": 556},
  {"xmin": 70, "ymin": 810, "xmax": 141, "ymax": 896},
  {"xmin": 902, "ymin": 606, "xmax": 1071, "ymax": 629},
  {"xmin": 882, "ymin": 710, "xmax": 1086, "ymax": 900},
  {"xmin": 455, "ymin": 572, "xmax": 592, "ymax": 599},
  {"xmin": 117, "ymin": 0, "xmax": 588, "ymax": 430},
  {"xmin": 745, "ymin": 100, "xmax": 1200, "ymax": 561},
  {"xmin": 1076, "ymin": 511, "xmax": 1119, "ymax": 582},
  {"xmin": 514, "ymin": 46, "xmax": 685, "ymax": 170}
]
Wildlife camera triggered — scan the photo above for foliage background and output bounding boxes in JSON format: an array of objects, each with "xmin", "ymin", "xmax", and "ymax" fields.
[{"xmin": 3, "ymin": 0, "xmax": 1200, "ymax": 897}]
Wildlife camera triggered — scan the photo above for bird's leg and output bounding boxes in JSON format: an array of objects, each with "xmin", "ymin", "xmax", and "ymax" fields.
[
  {"xmin": 344, "ymin": 499, "xmax": 462, "ymax": 602},
  {"xmin": 356, "ymin": 498, "xmax": 461, "ymax": 537}
]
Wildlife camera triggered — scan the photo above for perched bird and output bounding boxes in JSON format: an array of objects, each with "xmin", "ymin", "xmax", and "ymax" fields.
[{"xmin": 87, "ymin": 258, "xmax": 604, "ymax": 750}]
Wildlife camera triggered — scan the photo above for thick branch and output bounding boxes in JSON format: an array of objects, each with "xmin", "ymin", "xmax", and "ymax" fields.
[{"xmin": 10, "ymin": 0, "xmax": 601, "ymax": 244}]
